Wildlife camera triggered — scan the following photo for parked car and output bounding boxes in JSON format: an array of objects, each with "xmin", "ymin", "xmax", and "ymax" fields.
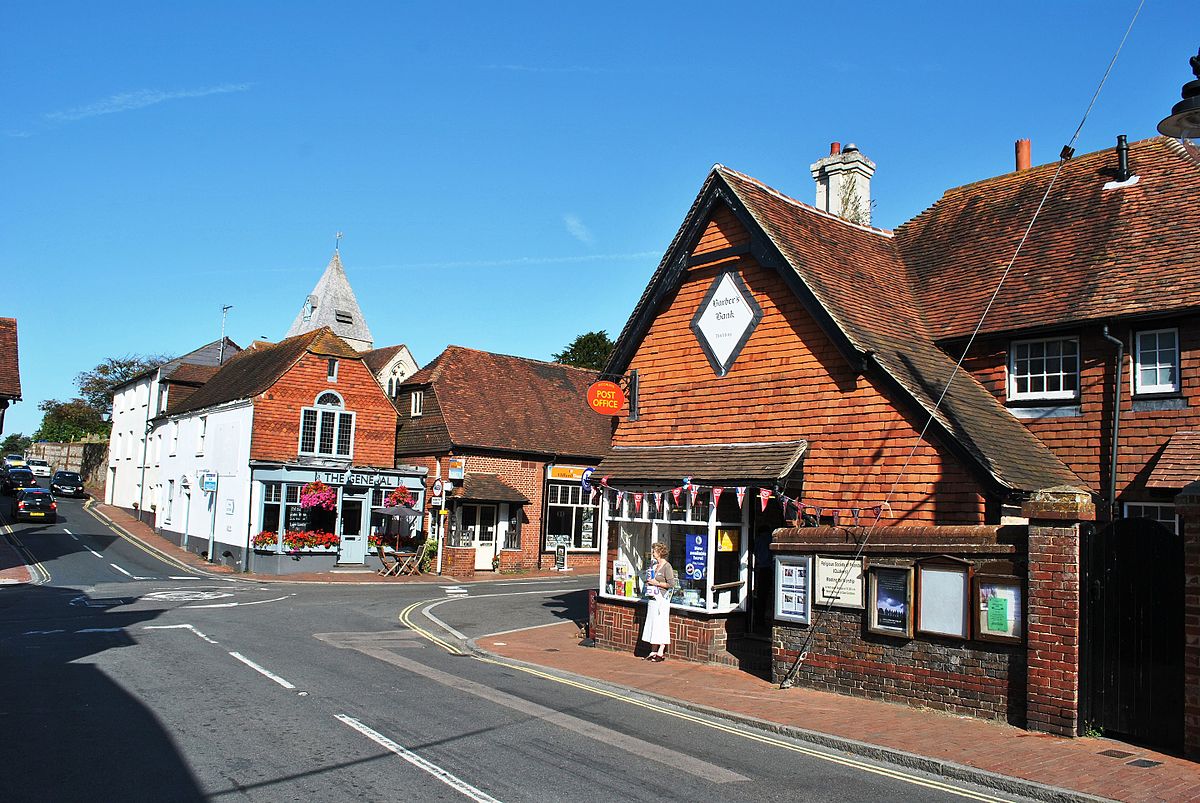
[
  {"xmin": 11, "ymin": 488, "xmax": 57, "ymax": 523},
  {"xmin": 50, "ymin": 470, "xmax": 87, "ymax": 498},
  {"xmin": 3, "ymin": 454, "xmax": 26, "ymax": 470},
  {"xmin": 2, "ymin": 467, "xmax": 37, "ymax": 495},
  {"xmin": 26, "ymin": 458, "xmax": 52, "ymax": 478}
]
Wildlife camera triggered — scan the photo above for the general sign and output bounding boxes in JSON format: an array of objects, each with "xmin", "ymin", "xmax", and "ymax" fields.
[{"xmin": 586, "ymin": 381, "xmax": 625, "ymax": 414}]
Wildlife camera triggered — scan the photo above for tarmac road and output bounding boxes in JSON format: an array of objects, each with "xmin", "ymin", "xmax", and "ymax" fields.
[{"xmin": 0, "ymin": 498, "xmax": 1030, "ymax": 802}]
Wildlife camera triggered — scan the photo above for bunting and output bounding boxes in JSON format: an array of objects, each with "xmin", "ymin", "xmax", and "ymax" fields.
[
  {"xmin": 712, "ymin": 486, "xmax": 723, "ymax": 509},
  {"xmin": 616, "ymin": 490, "xmax": 625, "ymax": 509},
  {"xmin": 736, "ymin": 487, "xmax": 747, "ymax": 509},
  {"xmin": 671, "ymin": 487, "xmax": 682, "ymax": 506},
  {"xmin": 633, "ymin": 492, "xmax": 644, "ymax": 514},
  {"xmin": 759, "ymin": 488, "xmax": 772, "ymax": 512},
  {"xmin": 688, "ymin": 484, "xmax": 699, "ymax": 508}
]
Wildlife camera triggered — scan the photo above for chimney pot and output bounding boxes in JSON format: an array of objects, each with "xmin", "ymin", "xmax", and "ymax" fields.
[
  {"xmin": 1015, "ymin": 139, "xmax": 1032, "ymax": 172},
  {"xmin": 830, "ymin": 142, "xmax": 841, "ymax": 155}
]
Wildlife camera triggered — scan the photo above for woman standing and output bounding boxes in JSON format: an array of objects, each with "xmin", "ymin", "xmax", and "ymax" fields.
[{"xmin": 641, "ymin": 542, "xmax": 675, "ymax": 662}]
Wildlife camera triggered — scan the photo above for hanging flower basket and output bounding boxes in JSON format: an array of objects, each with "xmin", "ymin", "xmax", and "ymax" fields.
[
  {"xmin": 384, "ymin": 486, "xmax": 415, "ymax": 508},
  {"xmin": 300, "ymin": 480, "xmax": 337, "ymax": 511}
]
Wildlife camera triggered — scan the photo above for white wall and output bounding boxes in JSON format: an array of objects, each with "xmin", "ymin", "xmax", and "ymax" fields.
[
  {"xmin": 106, "ymin": 373, "xmax": 159, "ymax": 509},
  {"xmin": 155, "ymin": 403, "xmax": 254, "ymax": 555}
]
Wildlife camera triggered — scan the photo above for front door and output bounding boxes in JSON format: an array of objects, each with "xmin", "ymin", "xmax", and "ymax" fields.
[
  {"xmin": 463, "ymin": 503, "xmax": 498, "ymax": 570},
  {"xmin": 339, "ymin": 499, "xmax": 366, "ymax": 564}
]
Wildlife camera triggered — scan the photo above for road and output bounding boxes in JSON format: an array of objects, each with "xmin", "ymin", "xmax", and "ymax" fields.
[{"xmin": 0, "ymin": 497, "xmax": 1029, "ymax": 802}]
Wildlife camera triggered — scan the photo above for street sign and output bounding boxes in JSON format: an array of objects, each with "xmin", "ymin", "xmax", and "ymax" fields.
[
  {"xmin": 202, "ymin": 473, "xmax": 218, "ymax": 493},
  {"xmin": 555, "ymin": 544, "xmax": 567, "ymax": 571},
  {"xmin": 586, "ymin": 381, "xmax": 624, "ymax": 414},
  {"xmin": 432, "ymin": 479, "xmax": 444, "ymax": 496},
  {"xmin": 448, "ymin": 459, "xmax": 465, "ymax": 480},
  {"xmin": 581, "ymin": 467, "xmax": 594, "ymax": 492}
]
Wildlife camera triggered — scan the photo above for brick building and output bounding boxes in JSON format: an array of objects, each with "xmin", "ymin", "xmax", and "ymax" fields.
[
  {"xmin": 0, "ymin": 318, "xmax": 20, "ymax": 436},
  {"xmin": 393, "ymin": 346, "xmax": 611, "ymax": 576},
  {"xmin": 153, "ymin": 328, "xmax": 424, "ymax": 574},
  {"xmin": 590, "ymin": 137, "xmax": 1200, "ymax": 756}
]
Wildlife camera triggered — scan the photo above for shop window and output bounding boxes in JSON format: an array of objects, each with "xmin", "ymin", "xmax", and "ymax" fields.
[
  {"xmin": 545, "ymin": 481, "xmax": 599, "ymax": 550},
  {"xmin": 1134, "ymin": 328, "xmax": 1179, "ymax": 395},
  {"xmin": 262, "ymin": 483, "xmax": 282, "ymax": 532}
]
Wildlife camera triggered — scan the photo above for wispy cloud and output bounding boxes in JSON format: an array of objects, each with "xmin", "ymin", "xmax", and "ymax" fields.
[
  {"xmin": 45, "ymin": 83, "xmax": 252, "ymax": 122},
  {"xmin": 483, "ymin": 64, "xmax": 614, "ymax": 74},
  {"xmin": 192, "ymin": 251, "xmax": 660, "ymax": 277},
  {"xmin": 563, "ymin": 214, "xmax": 595, "ymax": 245}
]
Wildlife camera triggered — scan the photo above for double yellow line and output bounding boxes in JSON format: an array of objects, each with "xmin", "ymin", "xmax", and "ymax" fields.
[
  {"xmin": 398, "ymin": 596, "xmax": 1010, "ymax": 802},
  {"xmin": 83, "ymin": 500, "xmax": 205, "ymax": 577},
  {"xmin": 0, "ymin": 515, "xmax": 51, "ymax": 585}
]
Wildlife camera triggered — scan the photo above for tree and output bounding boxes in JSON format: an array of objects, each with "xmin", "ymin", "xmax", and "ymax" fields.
[
  {"xmin": 76, "ymin": 353, "xmax": 172, "ymax": 416},
  {"xmin": 33, "ymin": 399, "xmax": 108, "ymax": 442},
  {"xmin": 1, "ymin": 433, "xmax": 31, "ymax": 454},
  {"xmin": 552, "ymin": 330, "xmax": 615, "ymax": 371}
]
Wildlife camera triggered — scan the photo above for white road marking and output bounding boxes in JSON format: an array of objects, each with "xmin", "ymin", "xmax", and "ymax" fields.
[
  {"xmin": 84, "ymin": 546, "xmax": 104, "ymax": 559},
  {"xmin": 110, "ymin": 563, "xmax": 134, "ymax": 578},
  {"xmin": 335, "ymin": 715, "xmax": 503, "ymax": 803},
  {"xmin": 169, "ymin": 576, "xmax": 201, "ymax": 580},
  {"xmin": 183, "ymin": 594, "xmax": 294, "ymax": 609},
  {"xmin": 23, "ymin": 629, "xmax": 65, "ymax": 635},
  {"xmin": 63, "ymin": 529, "xmax": 73, "ymax": 535},
  {"xmin": 76, "ymin": 628, "xmax": 123, "ymax": 633},
  {"xmin": 144, "ymin": 623, "xmax": 219, "ymax": 644},
  {"xmin": 229, "ymin": 651, "xmax": 296, "ymax": 689}
]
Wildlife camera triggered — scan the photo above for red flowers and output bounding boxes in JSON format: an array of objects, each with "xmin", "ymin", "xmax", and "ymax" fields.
[
  {"xmin": 253, "ymin": 530, "xmax": 340, "ymax": 550},
  {"xmin": 384, "ymin": 486, "xmax": 415, "ymax": 508}
]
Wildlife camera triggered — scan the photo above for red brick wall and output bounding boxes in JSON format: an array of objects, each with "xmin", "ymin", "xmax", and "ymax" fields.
[
  {"xmin": 593, "ymin": 597, "xmax": 745, "ymax": 663},
  {"xmin": 251, "ymin": 353, "xmax": 396, "ymax": 466},
  {"xmin": 614, "ymin": 207, "xmax": 986, "ymax": 524},
  {"xmin": 962, "ymin": 318, "xmax": 1200, "ymax": 503},
  {"xmin": 443, "ymin": 545, "xmax": 475, "ymax": 578}
]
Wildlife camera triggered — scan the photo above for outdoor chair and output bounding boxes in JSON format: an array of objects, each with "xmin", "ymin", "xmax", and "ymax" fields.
[
  {"xmin": 394, "ymin": 540, "xmax": 428, "ymax": 576},
  {"xmin": 377, "ymin": 546, "xmax": 402, "ymax": 577}
]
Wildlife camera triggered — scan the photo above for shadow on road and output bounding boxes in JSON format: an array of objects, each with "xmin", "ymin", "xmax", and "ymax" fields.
[{"xmin": 0, "ymin": 583, "xmax": 205, "ymax": 802}]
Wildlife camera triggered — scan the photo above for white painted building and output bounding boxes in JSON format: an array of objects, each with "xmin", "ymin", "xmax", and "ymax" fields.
[{"xmin": 105, "ymin": 338, "xmax": 239, "ymax": 514}]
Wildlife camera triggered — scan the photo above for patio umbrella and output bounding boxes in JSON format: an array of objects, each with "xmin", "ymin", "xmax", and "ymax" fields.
[{"xmin": 379, "ymin": 505, "xmax": 421, "ymax": 538}]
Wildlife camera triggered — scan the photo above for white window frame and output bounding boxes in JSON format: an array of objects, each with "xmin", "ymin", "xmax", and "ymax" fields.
[
  {"xmin": 298, "ymin": 392, "xmax": 355, "ymax": 458},
  {"xmin": 411, "ymin": 390, "xmax": 424, "ymax": 417},
  {"xmin": 1133, "ymin": 328, "xmax": 1180, "ymax": 396},
  {"xmin": 169, "ymin": 421, "xmax": 178, "ymax": 456},
  {"xmin": 1123, "ymin": 502, "xmax": 1179, "ymax": 535},
  {"xmin": 196, "ymin": 416, "xmax": 207, "ymax": 456},
  {"xmin": 545, "ymin": 481, "xmax": 601, "ymax": 552},
  {"xmin": 166, "ymin": 479, "xmax": 175, "ymax": 524},
  {"xmin": 327, "ymin": 358, "xmax": 339, "ymax": 383},
  {"xmin": 1008, "ymin": 336, "xmax": 1080, "ymax": 402}
]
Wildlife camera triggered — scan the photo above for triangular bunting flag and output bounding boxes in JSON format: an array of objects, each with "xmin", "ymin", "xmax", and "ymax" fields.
[
  {"xmin": 688, "ymin": 485, "xmax": 699, "ymax": 508},
  {"xmin": 759, "ymin": 488, "xmax": 771, "ymax": 512},
  {"xmin": 616, "ymin": 490, "xmax": 625, "ymax": 509},
  {"xmin": 712, "ymin": 487, "xmax": 723, "ymax": 510},
  {"xmin": 736, "ymin": 487, "xmax": 746, "ymax": 509},
  {"xmin": 589, "ymin": 488, "xmax": 597, "ymax": 505},
  {"xmin": 671, "ymin": 487, "xmax": 682, "ymax": 506},
  {"xmin": 633, "ymin": 492, "xmax": 644, "ymax": 514}
]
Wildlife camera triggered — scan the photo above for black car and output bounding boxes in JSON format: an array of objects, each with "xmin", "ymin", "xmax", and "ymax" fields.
[
  {"xmin": 50, "ymin": 470, "xmax": 86, "ymax": 498},
  {"xmin": 2, "ymin": 467, "xmax": 37, "ymax": 496},
  {"xmin": 11, "ymin": 488, "xmax": 56, "ymax": 522}
]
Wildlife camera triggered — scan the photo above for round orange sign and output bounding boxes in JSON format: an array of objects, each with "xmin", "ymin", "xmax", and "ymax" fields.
[{"xmin": 586, "ymin": 381, "xmax": 625, "ymax": 414}]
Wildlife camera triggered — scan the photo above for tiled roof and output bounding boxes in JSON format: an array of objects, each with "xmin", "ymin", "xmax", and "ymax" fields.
[
  {"xmin": 398, "ymin": 346, "xmax": 611, "ymax": 459},
  {"xmin": 363, "ymin": 344, "xmax": 407, "ymax": 374},
  {"xmin": 164, "ymin": 363, "xmax": 220, "ymax": 386},
  {"xmin": 597, "ymin": 441, "xmax": 808, "ymax": 487},
  {"xmin": 0, "ymin": 318, "xmax": 20, "ymax": 400},
  {"xmin": 120, "ymin": 338, "xmax": 241, "ymax": 390},
  {"xmin": 171, "ymin": 328, "xmax": 360, "ymax": 415},
  {"xmin": 1146, "ymin": 431, "xmax": 1200, "ymax": 490},
  {"xmin": 895, "ymin": 137, "xmax": 1200, "ymax": 340},
  {"xmin": 450, "ymin": 473, "xmax": 530, "ymax": 503}
]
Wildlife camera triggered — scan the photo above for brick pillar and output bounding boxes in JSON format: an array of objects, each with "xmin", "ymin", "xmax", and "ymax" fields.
[
  {"xmin": 1022, "ymin": 487, "xmax": 1094, "ymax": 737},
  {"xmin": 1176, "ymin": 481, "xmax": 1200, "ymax": 760},
  {"xmin": 443, "ymin": 545, "xmax": 475, "ymax": 578}
]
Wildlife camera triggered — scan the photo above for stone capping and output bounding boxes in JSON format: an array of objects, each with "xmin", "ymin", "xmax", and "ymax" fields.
[
  {"xmin": 1020, "ymin": 486, "xmax": 1095, "ymax": 522},
  {"xmin": 772, "ymin": 525, "xmax": 1021, "ymax": 555}
]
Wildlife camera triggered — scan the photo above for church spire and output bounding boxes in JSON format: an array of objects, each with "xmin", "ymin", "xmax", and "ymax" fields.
[{"xmin": 285, "ymin": 247, "xmax": 374, "ymax": 351}]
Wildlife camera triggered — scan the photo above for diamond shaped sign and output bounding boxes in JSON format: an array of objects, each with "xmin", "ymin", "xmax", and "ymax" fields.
[{"xmin": 690, "ymin": 271, "xmax": 763, "ymax": 376}]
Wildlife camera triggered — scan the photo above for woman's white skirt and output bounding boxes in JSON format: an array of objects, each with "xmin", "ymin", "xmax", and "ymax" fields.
[{"xmin": 641, "ymin": 593, "xmax": 671, "ymax": 645}]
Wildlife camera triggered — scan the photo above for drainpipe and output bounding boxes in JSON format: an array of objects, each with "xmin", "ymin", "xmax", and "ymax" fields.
[{"xmin": 1102, "ymin": 325, "xmax": 1124, "ymax": 520}]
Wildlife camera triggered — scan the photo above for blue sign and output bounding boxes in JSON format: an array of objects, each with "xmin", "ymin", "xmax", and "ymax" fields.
[
  {"xmin": 685, "ymin": 533, "xmax": 708, "ymax": 581},
  {"xmin": 581, "ymin": 467, "xmax": 594, "ymax": 493}
]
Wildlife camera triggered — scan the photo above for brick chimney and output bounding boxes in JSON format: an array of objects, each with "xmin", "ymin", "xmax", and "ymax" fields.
[
  {"xmin": 1015, "ymin": 138, "xmax": 1032, "ymax": 172},
  {"xmin": 811, "ymin": 141, "xmax": 876, "ymax": 225}
]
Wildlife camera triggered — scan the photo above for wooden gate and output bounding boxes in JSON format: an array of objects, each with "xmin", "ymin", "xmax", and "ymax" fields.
[{"xmin": 1080, "ymin": 518, "xmax": 1184, "ymax": 751}]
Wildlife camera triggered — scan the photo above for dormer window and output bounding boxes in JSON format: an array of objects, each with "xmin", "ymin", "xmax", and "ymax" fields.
[
  {"xmin": 335, "ymin": 310, "xmax": 353, "ymax": 325},
  {"xmin": 1008, "ymin": 337, "xmax": 1079, "ymax": 402},
  {"xmin": 327, "ymin": 359, "xmax": 338, "ymax": 382},
  {"xmin": 300, "ymin": 392, "xmax": 353, "ymax": 457},
  {"xmin": 411, "ymin": 390, "xmax": 424, "ymax": 417}
]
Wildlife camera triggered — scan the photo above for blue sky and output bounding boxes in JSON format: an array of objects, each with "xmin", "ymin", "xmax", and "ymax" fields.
[{"xmin": 2, "ymin": 1, "xmax": 1193, "ymax": 437}]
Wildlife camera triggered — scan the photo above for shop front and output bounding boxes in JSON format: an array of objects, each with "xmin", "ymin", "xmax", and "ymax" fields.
[
  {"xmin": 543, "ymin": 464, "xmax": 602, "ymax": 571},
  {"xmin": 444, "ymin": 473, "xmax": 529, "ymax": 572},
  {"xmin": 592, "ymin": 441, "xmax": 806, "ymax": 665},
  {"xmin": 249, "ymin": 462, "xmax": 426, "ymax": 575}
]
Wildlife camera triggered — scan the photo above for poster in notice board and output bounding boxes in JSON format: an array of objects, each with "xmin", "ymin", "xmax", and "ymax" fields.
[
  {"xmin": 975, "ymin": 575, "xmax": 1023, "ymax": 644},
  {"xmin": 774, "ymin": 555, "xmax": 813, "ymax": 624},
  {"xmin": 868, "ymin": 565, "xmax": 914, "ymax": 637}
]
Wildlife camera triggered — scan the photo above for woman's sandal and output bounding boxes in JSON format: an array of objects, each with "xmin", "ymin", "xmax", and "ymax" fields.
[{"xmin": 648, "ymin": 654, "xmax": 665, "ymax": 662}]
